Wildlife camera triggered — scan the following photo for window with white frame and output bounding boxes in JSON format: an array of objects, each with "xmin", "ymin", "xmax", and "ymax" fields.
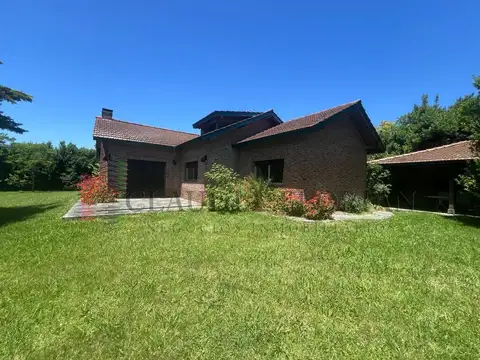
[{"xmin": 254, "ymin": 159, "xmax": 284, "ymax": 183}]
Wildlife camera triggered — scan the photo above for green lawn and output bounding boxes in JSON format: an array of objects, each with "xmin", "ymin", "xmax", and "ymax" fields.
[{"xmin": 1, "ymin": 192, "xmax": 479, "ymax": 359}]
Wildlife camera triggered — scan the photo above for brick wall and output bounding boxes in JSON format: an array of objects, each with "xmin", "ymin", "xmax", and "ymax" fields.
[
  {"xmin": 99, "ymin": 139, "xmax": 178, "ymax": 196},
  {"xmin": 237, "ymin": 113, "xmax": 367, "ymax": 201},
  {"xmin": 177, "ymin": 117, "xmax": 276, "ymax": 202}
]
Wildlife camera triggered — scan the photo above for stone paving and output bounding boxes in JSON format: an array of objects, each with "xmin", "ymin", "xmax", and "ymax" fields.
[{"xmin": 63, "ymin": 198, "xmax": 201, "ymax": 219}]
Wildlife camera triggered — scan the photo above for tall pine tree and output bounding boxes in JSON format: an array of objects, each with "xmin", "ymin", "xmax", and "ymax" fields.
[{"xmin": 0, "ymin": 61, "xmax": 33, "ymax": 133}]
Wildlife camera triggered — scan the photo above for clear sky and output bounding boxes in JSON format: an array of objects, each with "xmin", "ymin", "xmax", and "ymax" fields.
[{"xmin": 2, "ymin": 0, "xmax": 478, "ymax": 148}]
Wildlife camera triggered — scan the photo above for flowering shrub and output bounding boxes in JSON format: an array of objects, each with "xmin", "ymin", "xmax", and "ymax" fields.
[
  {"xmin": 77, "ymin": 175, "xmax": 118, "ymax": 204},
  {"xmin": 304, "ymin": 191, "xmax": 335, "ymax": 220},
  {"xmin": 282, "ymin": 189, "xmax": 306, "ymax": 217}
]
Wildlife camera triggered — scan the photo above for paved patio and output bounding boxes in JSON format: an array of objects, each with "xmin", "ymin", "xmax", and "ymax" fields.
[{"xmin": 63, "ymin": 197, "xmax": 202, "ymax": 219}]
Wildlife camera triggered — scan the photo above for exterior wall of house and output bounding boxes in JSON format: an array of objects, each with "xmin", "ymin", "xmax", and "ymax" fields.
[
  {"xmin": 99, "ymin": 139, "xmax": 178, "ymax": 196},
  {"xmin": 97, "ymin": 113, "xmax": 368, "ymax": 204},
  {"xmin": 237, "ymin": 113, "xmax": 367, "ymax": 201},
  {"xmin": 176, "ymin": 117, "xmax": 277, "ymax": 202}
]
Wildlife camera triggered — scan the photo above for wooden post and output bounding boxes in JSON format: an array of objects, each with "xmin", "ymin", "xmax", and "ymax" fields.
[{"xmin": 448, "ymin": 179, "xmax": 455, "ymax": 215}]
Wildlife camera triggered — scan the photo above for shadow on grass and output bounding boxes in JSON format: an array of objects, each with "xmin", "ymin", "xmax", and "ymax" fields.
[
  {"xmin": 0, "ymin": 203, "xmax": 60, "ymax": 227},
  {"xmin": 445, "ymin": 215, "xmax": 480, "ymax": 228}
]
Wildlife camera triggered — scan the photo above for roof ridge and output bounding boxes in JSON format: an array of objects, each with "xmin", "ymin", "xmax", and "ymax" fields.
[
  {"xmin": 96, "ymin": 116, "xmax": 198, "ymax": 136},
  {"xmin": 370, "ymin": 140, "xmax": 472, "ymax": 163},
  {"xmin": 284, "ymin": 99, "xmax": 360, "ymax": 123}
]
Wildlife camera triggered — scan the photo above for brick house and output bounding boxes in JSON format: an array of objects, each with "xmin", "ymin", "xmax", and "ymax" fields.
[{"xmin": 93, "ymin": 100, "xmax": 384, "ymax": 202}]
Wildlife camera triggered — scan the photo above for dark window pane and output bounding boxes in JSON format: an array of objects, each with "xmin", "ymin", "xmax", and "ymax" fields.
[
  {"xmin": 185, "ymin": 161, "xmax": 198, "ymax": 181},
  {"xmin": 269, "ymin": 159, "xmax": 284, "ymax": 183},
  {"xmin": 254, "ymin": 159, "xmax": 284, "ymax": 183}
]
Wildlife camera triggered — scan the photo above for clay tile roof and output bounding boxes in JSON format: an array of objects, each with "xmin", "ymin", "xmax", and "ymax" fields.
[
  {"xmin": 237, "ymin": 100, "xmax": 361, "ymax": 144},
  {"xmin": 93, "ymin": 117, "xmax": 198, "ymax": 147},
  {"xmin": 369, "ymin": 141, "xmax": 478, "ymax": 165}
]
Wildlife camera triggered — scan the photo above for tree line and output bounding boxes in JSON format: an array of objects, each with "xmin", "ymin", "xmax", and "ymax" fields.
[{"xmin": 0, "ymin": 137, "xmax": 97, "ymax": 191}]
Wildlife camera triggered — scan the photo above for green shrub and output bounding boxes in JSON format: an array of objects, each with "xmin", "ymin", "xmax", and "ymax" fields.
[
  {"xmin": 263, "ymin": 187, "xmax": 285, "ymax": 213},
  {"xmin": 240, "ymin": 175, "xmax": 270, "ymax": 210},
  {"xmin": 304, "ymin": 191, "xmax": 336, "ymax": 220},
  {"xmin": 340, "ymin": 193, "xmax": 371, "ymax": 213},
  {"xmin": 366, "ymin": 163, "xmax": 392, "ymax": 203},
  {"xmin": 204, "ymin": 163, "xmax": 242, "ymax": 212}
]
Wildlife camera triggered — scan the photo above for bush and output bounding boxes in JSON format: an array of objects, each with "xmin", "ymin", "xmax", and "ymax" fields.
[
  {"xmin": 77, "ymin": 175, "xmax": 118, "ymax": 204},
  {"xmin": 340, "ymin": 193, "xmax": 371, "ymax": 213},
  {"xmin": 366, "ymin": 163, "xmax": 391, "ymax": 202},
  {"xmin": 263, "ymin": 187, "xmax": 285, "ymax": 213},
  {"xmin": 204, "ymin": 163, "xmax": 242, "ymax": 212},
  {"xmin": 304, "ymin": 191, "xmax": 335, "ymax": 220},
  {"xmin": 240, "ymin": 175, "xmax": 270, "ymax": 210},
  {"xmin": 282, "ymin": 189, "xmax": 305, "ymax": 217}
]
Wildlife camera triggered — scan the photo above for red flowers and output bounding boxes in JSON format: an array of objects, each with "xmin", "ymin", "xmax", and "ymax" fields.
[
  {"xmin": 278, "ymin": 189, "xmax": 335, "ymax": 219},
  {"xmin": 77, "ymin": 175, "xmax": 118, "ymax": 205},
  {"xmin": 304, "ymin": 191, "xmax": 335, "ymax": 220},
  {"xmin": 282, "ymin": 189, "xmax": 306, "ymax": 216}
]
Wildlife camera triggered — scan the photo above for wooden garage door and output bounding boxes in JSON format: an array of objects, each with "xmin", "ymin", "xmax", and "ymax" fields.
[{"xmin": 126, "ymin": 159, "xmax": 166, "ymax": 198}]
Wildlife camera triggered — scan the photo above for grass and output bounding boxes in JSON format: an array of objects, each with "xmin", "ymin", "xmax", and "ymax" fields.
[{"xmin": 1, "ymin": 191, "xmax": 479, "ymax": 359}]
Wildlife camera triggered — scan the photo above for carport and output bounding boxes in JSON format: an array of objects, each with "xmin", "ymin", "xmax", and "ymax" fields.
[{"xmin": 370, "ymin": 141, "xmax": 478, "ymax": 214}]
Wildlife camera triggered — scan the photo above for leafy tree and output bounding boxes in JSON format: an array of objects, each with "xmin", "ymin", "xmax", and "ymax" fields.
[
  {"xmin": 0, "ymin": 133, "xmax": 15, "ymax": 187},
  {"xmin": 0, "ymin": 61, "xmax": 33, "ymax": 133},
  {"xmin": 6, "ymin": 142, "xmax": 56, "ymax": 191},
  {"xmin": 53, "ymin": 141, "xmax": 96, "ymax": 189},
  {"xmin": 377, "ymin": 93, "xmax": 472, "ymax": 156},
  {"xmin": 376, "ymin": 121, "xmax": 409, "ymax": 155},
  {"xmin": 455, "ymin": 76, "xmax": 480, "ymax": 198}
]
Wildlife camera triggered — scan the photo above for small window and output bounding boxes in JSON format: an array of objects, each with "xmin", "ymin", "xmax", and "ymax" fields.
[
  {"xmin": 185, "ymin": 161, "xmax": 198, "ymax": 181},
  {"xmin": 254, "ymin": 159, "xmax": 284, "ymax": 183}
]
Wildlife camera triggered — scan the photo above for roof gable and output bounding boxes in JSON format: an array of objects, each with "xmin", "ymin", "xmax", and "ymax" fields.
[
  {"xmin": 93, "ymin": 117, "xmax": 198, "ymax": 147},
  {"xmin": 236, "ymin": 100, "xmax": 383, "ymax": 153}
]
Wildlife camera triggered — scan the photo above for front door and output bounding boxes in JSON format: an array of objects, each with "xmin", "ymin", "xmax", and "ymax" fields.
[{"xmin": 126, "ymin": 159, "xmax": 166, "ymax": 198}]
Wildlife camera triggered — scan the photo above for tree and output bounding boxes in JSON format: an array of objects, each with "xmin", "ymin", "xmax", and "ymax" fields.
[
  {"xmin": 455, "ymin": 76, "xmax": 480, "ymax": 199},
  {"xmin": 0, "ymin": 61, "xmax": 33, "ymax": 133},
  {"xmin": 0, "ymin": 133, "xmax": 15, "ymax": 187},
  {"xmin": 53, "ymin": 141, "xmax": 96, "ymax": 189},
  {"xmin": 377, "ymin": 94, "xmax": 471, "ymax": 156},
  {"xmin": 6, "ymin": 142, "xmax": 56, "ymax": 191}
]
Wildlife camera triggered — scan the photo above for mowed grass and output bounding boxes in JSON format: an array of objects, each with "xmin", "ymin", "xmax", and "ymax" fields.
[{"xmin": 1, "ymin": 192, "xmax": 479, "ymax": 359}]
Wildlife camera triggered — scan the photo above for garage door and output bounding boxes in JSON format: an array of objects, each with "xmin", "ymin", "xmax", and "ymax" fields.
[{"xmin": 127, "ymin": 159, "xmax": 166, "ymax": 198}]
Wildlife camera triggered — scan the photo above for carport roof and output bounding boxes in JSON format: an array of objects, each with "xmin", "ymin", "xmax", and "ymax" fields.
[{"xmin": 369, "ymin": 141, "xmax": 478, "ymax": 165}]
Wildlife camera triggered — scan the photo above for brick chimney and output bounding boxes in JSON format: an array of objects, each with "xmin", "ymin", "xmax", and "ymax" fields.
[{"xmin": 102, "ymin": 108, "xmax": 113, "ymax": 119}]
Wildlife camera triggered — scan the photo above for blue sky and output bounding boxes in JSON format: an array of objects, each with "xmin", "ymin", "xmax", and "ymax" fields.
[{"xmin": 2, "ymin": 0, "xmax": 478, "ymax": 148}]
